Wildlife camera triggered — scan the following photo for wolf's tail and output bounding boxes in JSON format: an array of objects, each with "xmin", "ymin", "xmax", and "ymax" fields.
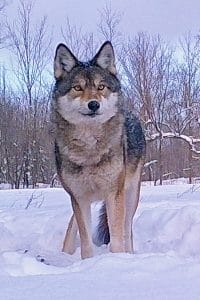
[{"xmin": 94, "ymin": 202, "xmax": 110, "ymax": 246}]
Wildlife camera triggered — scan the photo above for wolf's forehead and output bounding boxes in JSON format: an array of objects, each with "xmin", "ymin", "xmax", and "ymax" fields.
[{"xmin": 72, "ymin": 70, "xmax": 104, "ymax": 85}]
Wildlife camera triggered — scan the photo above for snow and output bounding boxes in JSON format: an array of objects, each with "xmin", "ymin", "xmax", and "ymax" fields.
[{"xmin": 0, "ymin": 184, "xmax": 200, "ymax": 299}]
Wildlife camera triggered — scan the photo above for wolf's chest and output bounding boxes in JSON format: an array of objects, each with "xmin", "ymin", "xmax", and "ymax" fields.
[
  {"xmin": 62, "ymin": 154, "xmax": 124, "ymax": 200},
  {"xmin": 58, "ymin": 119, "xmax": 125, "ymax": 198},
  {"xmin": 63, "ymin": 129, "xmax": 110, "ymax": 166}
]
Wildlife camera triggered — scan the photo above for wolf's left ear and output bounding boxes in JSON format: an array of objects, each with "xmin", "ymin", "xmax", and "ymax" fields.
[
  {"xmin": 54, "ymin": 43, "xmax": 78, "ymax": 79},
  {"xmin": 92, "ymin": 41, "xmax": 117, "ymax": 75}
]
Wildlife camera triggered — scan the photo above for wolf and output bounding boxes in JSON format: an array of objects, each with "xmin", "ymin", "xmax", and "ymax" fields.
[{"xmin": 51, "ymin": 41, "xmax": 146, "ymax": 259}]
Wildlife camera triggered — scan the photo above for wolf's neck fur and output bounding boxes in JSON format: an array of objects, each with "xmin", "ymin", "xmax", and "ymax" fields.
[{"xmin": 56, "ymin": 112, "xmax": 124, "ymax": 167}]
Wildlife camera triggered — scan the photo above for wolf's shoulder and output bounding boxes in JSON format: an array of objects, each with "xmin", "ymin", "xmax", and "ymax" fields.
[{"xmin": 123, "ymin": 110, "xmax": 146, "ymax": 159}]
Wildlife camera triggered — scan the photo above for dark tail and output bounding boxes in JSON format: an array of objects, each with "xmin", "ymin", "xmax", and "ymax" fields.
[{"xmin": 94, "ymin": 202, "xmax": 110, "ymax": 246}]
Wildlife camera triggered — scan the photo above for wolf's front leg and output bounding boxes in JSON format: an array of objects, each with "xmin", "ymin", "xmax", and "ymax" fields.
[
  {"xmin": 106, "ymin": 188, "xmax": 125, "ymax": 253},
  {"xmin": 62, "ymin": 214, "xmax": 78, "ymax": 254},
  {"xmin": 71, "ymin": 196, "xmax": 93, "ymax": 259}
]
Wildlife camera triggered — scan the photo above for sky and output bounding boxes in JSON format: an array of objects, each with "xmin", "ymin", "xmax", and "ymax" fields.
[
  {"xmin": 6, "ymin": 0, "xmax": 200, "ymax": 45},
  {"xmin": 1, "ymin": 0, "xmax": 200, "ymax": 76}
]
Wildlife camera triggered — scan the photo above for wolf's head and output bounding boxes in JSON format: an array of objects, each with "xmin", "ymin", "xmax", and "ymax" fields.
[{"xmin": 53, "ymin": 41, "xmax": 121, "ymax": 124}]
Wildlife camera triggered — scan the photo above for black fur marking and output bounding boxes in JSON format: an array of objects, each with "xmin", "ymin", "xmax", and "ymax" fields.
[
  {"xmin": 94, "ymin": 202, "xmax": 110, "ymax": 246},
  {"xmin": 124, "ymin": 111, "xmax": 146, "ymax": 159},
  {"xmin": 54, "ymin": 141, "xmax": 62, "ymax": 172}
]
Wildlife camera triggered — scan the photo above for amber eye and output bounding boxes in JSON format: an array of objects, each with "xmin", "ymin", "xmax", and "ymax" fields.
[
  {"xmin": 73, "ymin": 85, "xmax": 82, "ymax": 91},
  {"xmin": 98, "ymin": 84, "xmax": 105, "ymax": 91}
]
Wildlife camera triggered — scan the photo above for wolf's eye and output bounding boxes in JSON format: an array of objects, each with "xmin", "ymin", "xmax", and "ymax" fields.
[
  {"xmin": 73, "ymin": 85, "xmax": 82, "ymax": 91},
  {"xmin": 98, "ymin": 84, "xmax": 105, "ymax": 91}
]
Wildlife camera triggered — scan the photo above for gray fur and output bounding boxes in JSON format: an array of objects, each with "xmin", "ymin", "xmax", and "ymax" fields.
[{"xmin": 51, "ymin": 41, "xmax": 146, "ymax": 258}]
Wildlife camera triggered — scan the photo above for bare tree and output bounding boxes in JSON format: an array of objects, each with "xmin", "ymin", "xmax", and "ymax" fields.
[
  {"xmin": 4, "ymin": 0, "xmax": 52, "ymax": 188},
  {"xmin": 0, "ymin": 68, "xmax": 26, "ymax": 188},
  {"xmin": 120, "ymin": 32, "xmax": 200, "ymax": 184},
  {"xmin": 120, "ymin": 33, "xmax": 174, "ymax": 183},
  {"xmin": 172, "ymin": 33, "xmax": 200, "ymax": 183},
  {"xmin": 61, "ymin": 17, "xmax": 98, "ymax": 60},
  {"xmin": 6, "ymin": 0, "xmax": 51, "ymax": 106},
  {"xmin": 61, "ymin": 3, "xmax": 123, "ymax": 61},
  {"xmin": 98, "ymin": 2, "xmax": 122, "ymax": 47}
]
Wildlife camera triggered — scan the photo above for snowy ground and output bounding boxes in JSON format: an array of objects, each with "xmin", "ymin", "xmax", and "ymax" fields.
[{"xmin": 0, "ymin": 183, "xmax": 200, "ymax": 299}]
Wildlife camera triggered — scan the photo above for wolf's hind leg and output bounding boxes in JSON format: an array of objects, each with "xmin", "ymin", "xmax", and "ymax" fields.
[
  {"xmin": 106, "ymin": 188, "xmax": 125, "ymax": 253},
  {"xmin": 125, "ymin": 160, "xmax": 143, "ymax": 253},
  {"xmin": 62, "ymin": 214, "xmax": 78, "ymax": 254}
]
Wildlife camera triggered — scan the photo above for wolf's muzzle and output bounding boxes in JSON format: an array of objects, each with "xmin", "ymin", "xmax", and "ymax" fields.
[{"xmin": 88, "ymin": 101, "xmax": 100, "ymax": 112}]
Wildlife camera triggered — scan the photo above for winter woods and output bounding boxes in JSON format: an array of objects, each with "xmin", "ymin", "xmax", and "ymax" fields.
[{"xmin": 0, "ymin": 1, "xmax": 199, "ymax": 188}]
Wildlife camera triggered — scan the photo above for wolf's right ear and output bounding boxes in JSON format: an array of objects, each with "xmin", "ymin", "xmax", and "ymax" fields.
[{"xmin": 54, "ymin": 44, "xmax": 78, "ymax": 79}]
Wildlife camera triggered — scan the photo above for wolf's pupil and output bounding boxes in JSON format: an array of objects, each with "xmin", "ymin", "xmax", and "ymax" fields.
[{"xmin": 98, "ymin": 84, "xmax": 105, "ymax": 90}]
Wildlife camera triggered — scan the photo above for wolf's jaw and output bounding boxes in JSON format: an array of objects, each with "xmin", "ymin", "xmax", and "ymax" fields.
[{"xmin": 57, "ymin": 105, "xmax": 118, "ymax": 124}]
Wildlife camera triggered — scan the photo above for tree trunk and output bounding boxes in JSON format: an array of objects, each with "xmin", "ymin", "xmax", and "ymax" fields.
[{"xmin": 159, "ymin": 136, "xmax": 163, "ymax": 185}]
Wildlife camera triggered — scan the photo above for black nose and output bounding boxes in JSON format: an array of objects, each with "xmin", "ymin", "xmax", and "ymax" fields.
[{"xmin": 88, "ymin": 101, "xmax": 100, "ymax": 112}]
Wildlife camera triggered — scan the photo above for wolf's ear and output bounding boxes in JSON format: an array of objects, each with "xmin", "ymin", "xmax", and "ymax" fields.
[
  {"xmin": 92, "ymin": 41, "xmax": 117, "ymax": 75},
  {"xmin": 54, "ymin": 44, "xmax": 78, "ymax": 79}
]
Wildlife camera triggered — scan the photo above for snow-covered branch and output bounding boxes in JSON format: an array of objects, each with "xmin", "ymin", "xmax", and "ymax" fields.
[{"xmin": 147, "ymin": 131, "xmax": 200, "ymax": 154}]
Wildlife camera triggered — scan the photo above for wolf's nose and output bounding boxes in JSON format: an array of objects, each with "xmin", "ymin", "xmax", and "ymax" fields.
[{"xmin": 88, "ymin": 101, "xmax": 100, "ymax": 112}]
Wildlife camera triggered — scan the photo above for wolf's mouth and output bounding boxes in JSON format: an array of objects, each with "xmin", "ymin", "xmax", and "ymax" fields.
[{"xmin": 81, "ymin": 112, "xmax": 101, "ymax": 118}]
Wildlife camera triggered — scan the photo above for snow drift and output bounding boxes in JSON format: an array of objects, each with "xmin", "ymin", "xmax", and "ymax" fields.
[{"xmin": 0, "ymin": 183, "xmax": 200, "ymax": 299}]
